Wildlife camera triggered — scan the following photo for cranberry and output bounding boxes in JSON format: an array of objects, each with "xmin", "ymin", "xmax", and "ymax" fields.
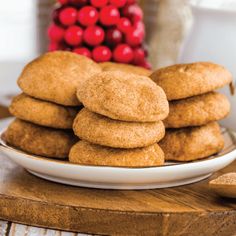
[
  {"xmin": 48, "ymin": 42, "xmax": 62, "ymax": 51},
  {"xmin": 100, "ymin": 5, "xmax": 120, "ymax": 26},
  {"xmin": 59, "ymin": 7, "xmax": 77, "ymax": 26},
  {"xmin": 134, "ymin": 21, "xmax": 145, "ymax": 37},
  {"xmin": 139, "ymin": 60, "xmax": 152, "ymax": 69},
  {"xmin": 126, "ymin": 28, "xmax": 143, "ymax": 47},
  {"xmin": 64, "ymin": 25, "xmax": 83, "ymax": 46},
  {"xmin": 133, "ymin": 47, "xmax": 145, "ymax": 64},
  {"xmin": 106, "ymin": 28, "xmax": 123, "ymax": 46},
  {"xmin": 48, "ymin": 23, "xmax": 65, "ymax": 42},
  {"xmin": 110, "ymin": 0, "xmax": 127, "ymax": 8},
  {"xmin": 91, "ymin": 0, "xmax": 108, "ymax": 8},
  {"xmin": 117, "ymin": 17, "xmax": 132, "ymax": 34},
  {"xmin": 92, "ymin": 46, "xmax": 112, "ymax": 62},
  {"xmin": 127, "ymin": 0, "xmax": 136, "ymax": 4},
  {"xmin": 58, "ymin": 0, "xmax": 68, "ymax": 5},
  {"xmin": 69, "ymin": 0, "xmax": 87, "ymax": 6},
  {"xmin": 73, "ymin": 47, "xmax": 92, "ymax": 58},
  {"xmin": 113, "ymin": 44, "xmax": 134, "ymax": 63},
  {"xmin": 83, "ymin": 25, "xmax": 105, "ymax": 46},
  {"xmin": 122, "ymin": 4, "xmax": 143, "ymax": 23},
  {"xmin": 78, "ymin": 6, "xmax": 99, "ymax": 26}
]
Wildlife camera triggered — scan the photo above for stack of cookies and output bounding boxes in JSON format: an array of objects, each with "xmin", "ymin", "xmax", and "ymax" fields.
[
  {"xmin": 69, "ymin": 71, "xmax": 169, "ymax": 167},
  {"xmin": 151, "ymin": 62, "xmax": 232, "ymax": 161},
  {"xmin": 4, "ymin": 51, "xmax": 102, "ymax": 159}
]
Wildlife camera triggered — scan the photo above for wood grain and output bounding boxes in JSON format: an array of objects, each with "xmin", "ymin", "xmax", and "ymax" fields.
[{"xmin": 0, "ymin": 154, "xmax": 236, "ymax": 235}]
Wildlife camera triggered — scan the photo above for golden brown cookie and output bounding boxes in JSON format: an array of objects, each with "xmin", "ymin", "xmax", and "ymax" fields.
[
  {"xmin": 77, "ymin": 71, "xmax": 169, "ymax": 122},
  {"xmin": 9, "ymin": 93, "xmax": 79, "ymax": 129},
  {"xmin": 18, "ymin": 51, "xmax": 101, "ymax": 106},
  {"xmin": 99, "ymin": 62, "xmax": 152, "ymax": 76},
  {"xmin": 150, "ymin": 62, "xmax": 232, "ymax": 101},
  {"xmin": 73, "ymin": 108, "xmax": 165, "ymax": 148},
  {"xmin": 159, "ymin": 122, "xmax": 224, "ymax": 162},
  {"xmin": 69, "ymin": 140, "xmax": 164, "ymax": 167},
  {"xmin": 3, "ymin": 119, "xmax": 78, "ymax": 158},
  {"xmin": 164, "ymin": 92, "xmax": 230, "ymax": 128}
]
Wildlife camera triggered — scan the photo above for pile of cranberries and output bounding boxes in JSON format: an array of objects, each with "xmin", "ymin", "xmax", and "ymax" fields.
[{"xmin": 48, "ymin": 0, "xmax": 150, "ymax": 69}]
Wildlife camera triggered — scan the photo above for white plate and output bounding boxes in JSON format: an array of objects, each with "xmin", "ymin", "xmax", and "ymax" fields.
[{"xmin": 0, "ymin": 125, "xmax": 236, "ymax": 190}]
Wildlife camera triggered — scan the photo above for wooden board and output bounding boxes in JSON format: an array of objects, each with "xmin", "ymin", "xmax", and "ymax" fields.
[{"xmin": 0, "ymin": 155, "xmax": 236, "ymax": 236}]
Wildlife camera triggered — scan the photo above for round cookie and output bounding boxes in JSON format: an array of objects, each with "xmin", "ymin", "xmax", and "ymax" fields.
[
  {"xmin": 73, "ymin": 108, "xmax": 165, "ymax": 148},
  {"xmin": 164, "ymin": 92, "xmax": 230, "ymax": 128},
  {"xmin": 10, "ymin": 93, "xmax": 79, "ymax": 129},
  {"xmin": 3, "ymin": 119, "xmax": 78, "ymax": 158},
  {"xmin": 150, "ymin": 62, "xmax": 232, "ymax": 101},
  {"xmin": 99, "ymin": 62, "xmax": 152, "ymax": 76},
  {"xmin": 77, "ymin": 71, "xmax": 169, "ymax": 122},
  {"xmin": 69, "ymin": 140, "xmax": 165, "ymax": 167},
  {"xmin": 18, "ymin": 51, "xmax": 101, "ymax": 106},
  {"xmin": 159, "ymin": 122, "xmax": 224, "ymax": 162}
]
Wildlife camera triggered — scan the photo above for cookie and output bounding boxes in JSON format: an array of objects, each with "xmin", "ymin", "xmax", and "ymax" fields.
[
  {"xmin": 77, "ymin": 71, "xmax": 169, "ymax": 122},
  {"xmin": 159, "ymin": 122, "xmax": 224, "ymax": 161},
  {"xmin": 150, "ymin": 62, "xmax": 232, "ymax": 101},
  {"xmin": 73, "ymin": 108, "xmax": 165, "ymax": 148},
  {"xmin": 18, "ymin": 51, "xmax": 101, "ymax": 106},
  {"xmin": 164, "ymin": 92, "xmax": 230, "ymax": 128},
  {"xmin": 69, "ymin": 140, "xmax": 164, "ymax": 167},
  {"xmin": 99, "ymin": 62, "xmax": 152, "ymax": 76},
  {"xmin": 9, "ymin": 93, "xmax": 79, "ymax": 129},
  {"xmin": 3, "ymin": 119, "xmax": 78, "ymax": 158}
]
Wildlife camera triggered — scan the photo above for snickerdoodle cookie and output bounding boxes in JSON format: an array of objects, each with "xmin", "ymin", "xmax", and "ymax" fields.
[
  {"xmin": 9, "ymin": 94, "xmax": 79, "ymax": 129},
  {"xmin": 164, "ymin": 92, "xmax": 230, "ymax": 128},
  {"xmin": 3, "ymin": 119, "xmax": 78, "ymax": 158},
  {"xmin": 150, "ymin": 62, "xmax": 232, "ymax": 101},
  {"xmin": 77, "ymin": 71, "xmax": 169, "ymax": 122},
  {"xmin": 73, "ymin": 108, "xmax": 165, "ymax": 148},
  {"xmin": 69, "ymin": 140, "xmax": 164, "ymax": 167},
  {"xmin": 159, "ymin": 122, "xmax": 224, "ymax": 161},
  {"xmin": 18, "ymin": 51, "xmax": 101, "ymax": 106},
  {"xmin": 99, "ymin": 62, "xmax": 152, "ymax": 76}
]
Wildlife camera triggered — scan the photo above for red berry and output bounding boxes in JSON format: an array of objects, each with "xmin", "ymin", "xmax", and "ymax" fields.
[
  {"xmin": 139, "ymin": 60, "xmax": 152, "ymax": 69},
  {"xmin": 69, "ymin": 0, "xmax": 87, "ymax": 6},
  {"xmin": 122, "ymin": 4, "xmax": 143, "ymax": 23},
  {"xmin": 91, "ymin": 0, "xmax": 108, "ymax": 8},
  {"xmin": 48, "ymin": 24, "xmax": 65, "ymax": 42},
  {"xmin": 78, "ymin": 6, "xmax": 98, "ymax": 26},
  {"xmin": 133, "ymin": 47, "xmax": 145, "ymax": 64},
  {"xmin": 52, "ymin": 8, "xmax": 61, "ymax": 23},
  {"xmin": 127, "ymin": 0, "xmax": 136, "ymax": 4},
  {"xmin": 73, "ymin": 47, "xmax": 92, "ymax": 58},
  {"xmin": 83, "ymin": 25, "xmax": 105, "ymax": 46},
  {"xmin": 110, "ymin": 0, "xmax": 127, "ymax": 8},
  {"xmin": 100, "ymin": 5, "xmax": 120, "ymax": 26},
  {"xmin": 48, "ymin": 42, "xmax": 62, "ymax": 51},
  {"xmin": 117, "ymin": 17, "xmax": 132, "ymax": 34},
  {"xmin": 58, "ymin": 0, "xmax": 68, "ymax": 4},
  {"xmin": 92, "ymin": 46, "xmax": 112, "ymax": 62},
  {"xmin": 64, "ymin": 25, "xmax": 83, "ymax": 46},
  {"xmin": 106, "ymin": 28, "xmax": 123, "ymax": 46},
  {"xmin": 134, "ymin": 21, "xmax": 145, "ymax": 37},
  {"xmin": 126, "ymin": 28, "xmax": 143, "ymax": 47},
  {"xmin": 113, "ymin": 44, "xmax": 134, "ymax": 63},
  {"xmin": 59, "ymin": 7, "xmax": 77, "ymax": 26}
]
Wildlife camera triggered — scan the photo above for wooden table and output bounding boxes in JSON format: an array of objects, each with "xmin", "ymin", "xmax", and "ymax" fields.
[{"xmin": 0, "ymin": 105, "xmax": 236, "ymax": 236}]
